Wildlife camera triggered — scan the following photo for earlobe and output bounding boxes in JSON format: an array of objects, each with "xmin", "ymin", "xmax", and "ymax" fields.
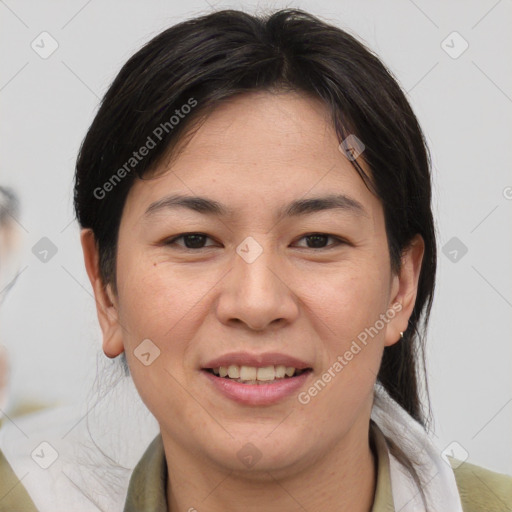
[
  {"xmin": 80, "ymin": 229, "xmax": 125, "ymax": 358},
  {"xmin": 102, "ymin": 282, "xmax": 124, "ymax": 358},
  {"xmin": 384, "ymin": 234, "xmax": 425, "ymax": 347}
]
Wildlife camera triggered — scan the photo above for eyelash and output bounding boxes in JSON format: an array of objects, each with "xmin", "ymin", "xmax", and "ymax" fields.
[{"xmin": 163, "ymin": 232, "xmax": 347, "ymax": 251}]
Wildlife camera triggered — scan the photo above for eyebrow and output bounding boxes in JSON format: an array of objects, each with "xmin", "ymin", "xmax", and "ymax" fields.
[{"xmin": 143, "ymin": 193, "xmax": 368, "ymax": 220}]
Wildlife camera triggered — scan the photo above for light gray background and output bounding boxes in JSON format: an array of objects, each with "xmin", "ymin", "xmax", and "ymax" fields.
[{"xmin": 1, "ymin": 0, "xmax": 511, "ymax": 473}]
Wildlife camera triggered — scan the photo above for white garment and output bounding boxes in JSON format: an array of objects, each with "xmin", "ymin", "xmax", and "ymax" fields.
[
  {"xmin": 371, "ymin": 381, "xmax": 464, "ymax": 512},
  {"xmin": 0, "ymin": 379, "xmax": 464, "ymax": 511},
  {"xmin": 0, "ymin": 375, "xmax": 159, "ymax": 512}
]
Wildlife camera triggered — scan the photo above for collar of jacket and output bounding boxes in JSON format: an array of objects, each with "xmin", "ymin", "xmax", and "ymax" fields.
[{"xmin": 123, "ymin": 420, "xmax": 394, "ymax": 512}]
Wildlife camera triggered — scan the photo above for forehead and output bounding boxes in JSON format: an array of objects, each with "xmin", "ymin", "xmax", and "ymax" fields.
[
  {"xmin": 168, "ymin": 90, "xmax": 340, "ymax": 170},
  {"xmin": 124, "ymin": 91, "xmax": 381, "ymax": 224}
]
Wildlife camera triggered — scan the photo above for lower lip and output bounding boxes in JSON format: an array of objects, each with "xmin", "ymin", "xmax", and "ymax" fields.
[{"xmin": 201, "ymin": 370, "xmax": 312, "ymax": 406}]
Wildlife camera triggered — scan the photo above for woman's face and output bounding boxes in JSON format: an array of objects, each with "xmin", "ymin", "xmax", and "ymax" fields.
[{"xmin": 84, "ymin": 90, "xmax": 423, "ymax": 475}]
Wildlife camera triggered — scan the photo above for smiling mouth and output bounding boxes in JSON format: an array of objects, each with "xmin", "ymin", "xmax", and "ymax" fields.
[{"xmin": 203, "ymin": 365, "xmax": 313, "ymax": 385}]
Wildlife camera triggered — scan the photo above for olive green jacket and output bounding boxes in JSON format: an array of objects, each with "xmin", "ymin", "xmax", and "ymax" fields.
[{"xmin": 1, "ymin": 422, "xmax": 511, "ymax": 511}]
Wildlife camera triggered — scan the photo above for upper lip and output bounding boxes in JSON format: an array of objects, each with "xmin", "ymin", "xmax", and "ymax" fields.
[{"xmin": 202, "ymin": 352, "xmax": 312, "ymax": 370}]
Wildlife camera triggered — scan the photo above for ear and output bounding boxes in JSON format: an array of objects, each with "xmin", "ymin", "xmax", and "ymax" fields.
[
  {"xmin": 384, "ymin": 234, "xmax": 425, "ymax": 347},
  {"xmin": 80, "ymin": 229, "xmax": 124, "ymax": 358}
]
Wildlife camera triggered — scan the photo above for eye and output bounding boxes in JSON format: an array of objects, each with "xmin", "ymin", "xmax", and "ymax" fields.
[
  {"xmin": 294, "ymin": 233, "xmax": 345, "ymax": 249},
  {"xmin": 165, "ymin": 233, "xmax": 217, "ymax": 250}
]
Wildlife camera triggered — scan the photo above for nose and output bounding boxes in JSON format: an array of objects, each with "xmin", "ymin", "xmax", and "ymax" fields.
[{"xmin": 215, "ymin": 242, "xmax": 300, "ymax": 331}]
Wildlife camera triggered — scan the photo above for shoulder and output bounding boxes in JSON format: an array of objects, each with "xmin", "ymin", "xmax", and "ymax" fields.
[
  {"xmin": 0, "ymin": 447, "xmax": 39, "ymax": 511},
  {"xmin": 448, "ymin": 457, "xmax": 512, "ymax": 512}
]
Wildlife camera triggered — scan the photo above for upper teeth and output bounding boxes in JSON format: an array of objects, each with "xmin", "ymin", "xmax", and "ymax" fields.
[{"xmin": 212, "ymin": 365, "xmax": 300, "ymax": 381}]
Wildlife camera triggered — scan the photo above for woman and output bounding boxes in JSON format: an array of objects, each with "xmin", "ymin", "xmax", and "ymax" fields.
[{"xmin": 0, "ymin": 8, "xmax": 510, "ymax": 512}]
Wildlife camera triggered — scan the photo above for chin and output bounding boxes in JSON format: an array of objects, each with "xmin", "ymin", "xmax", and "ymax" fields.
[{"xmin": 204, "ymin": 430, "xmax": 310, "ymax": 475}]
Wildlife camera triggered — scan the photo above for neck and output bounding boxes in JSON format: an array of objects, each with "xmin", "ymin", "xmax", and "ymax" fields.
[{"xmin": 163, "ymin": 417, "xmax": 377, "ymax": 512}]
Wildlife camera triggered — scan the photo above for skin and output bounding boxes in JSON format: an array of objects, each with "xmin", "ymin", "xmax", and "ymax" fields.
[{"xmin": 82, "ymin": 90, "xmax": 424, "ymax": 512}]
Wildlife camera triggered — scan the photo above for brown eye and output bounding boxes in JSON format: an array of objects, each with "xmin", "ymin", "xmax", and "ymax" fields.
[
  {"xmin": 295, "ymin": 233, "xmax": 344, "ymax": 249},
  {"xmin": 165, "ymin": 233, "xmax": 217, "ymax": 250}
]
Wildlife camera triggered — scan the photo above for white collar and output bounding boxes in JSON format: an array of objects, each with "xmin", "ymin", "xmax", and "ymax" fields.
[{"xmin": 371, "ymin": 382, "xmax": 464, "ymax": 512}]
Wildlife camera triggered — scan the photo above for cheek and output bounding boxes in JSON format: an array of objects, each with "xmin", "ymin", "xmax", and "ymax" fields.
[
  {"xmin": 303, "ymin": 260, "xmax": 391, "ymax": 404},
  {"xmin": 115, "ymin": 253, "xmax": 217, "ymax": 363},
  {"xmin": 114, "ymin": 258, "xmax": 206, "ymax": 416},
  {"xmin": 297, "ymin": 268, "xmax": 389, "ymax": 426},
  {"xmin": 305, "ymin": 263, "xmax": 391, "ymax": 343}
]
